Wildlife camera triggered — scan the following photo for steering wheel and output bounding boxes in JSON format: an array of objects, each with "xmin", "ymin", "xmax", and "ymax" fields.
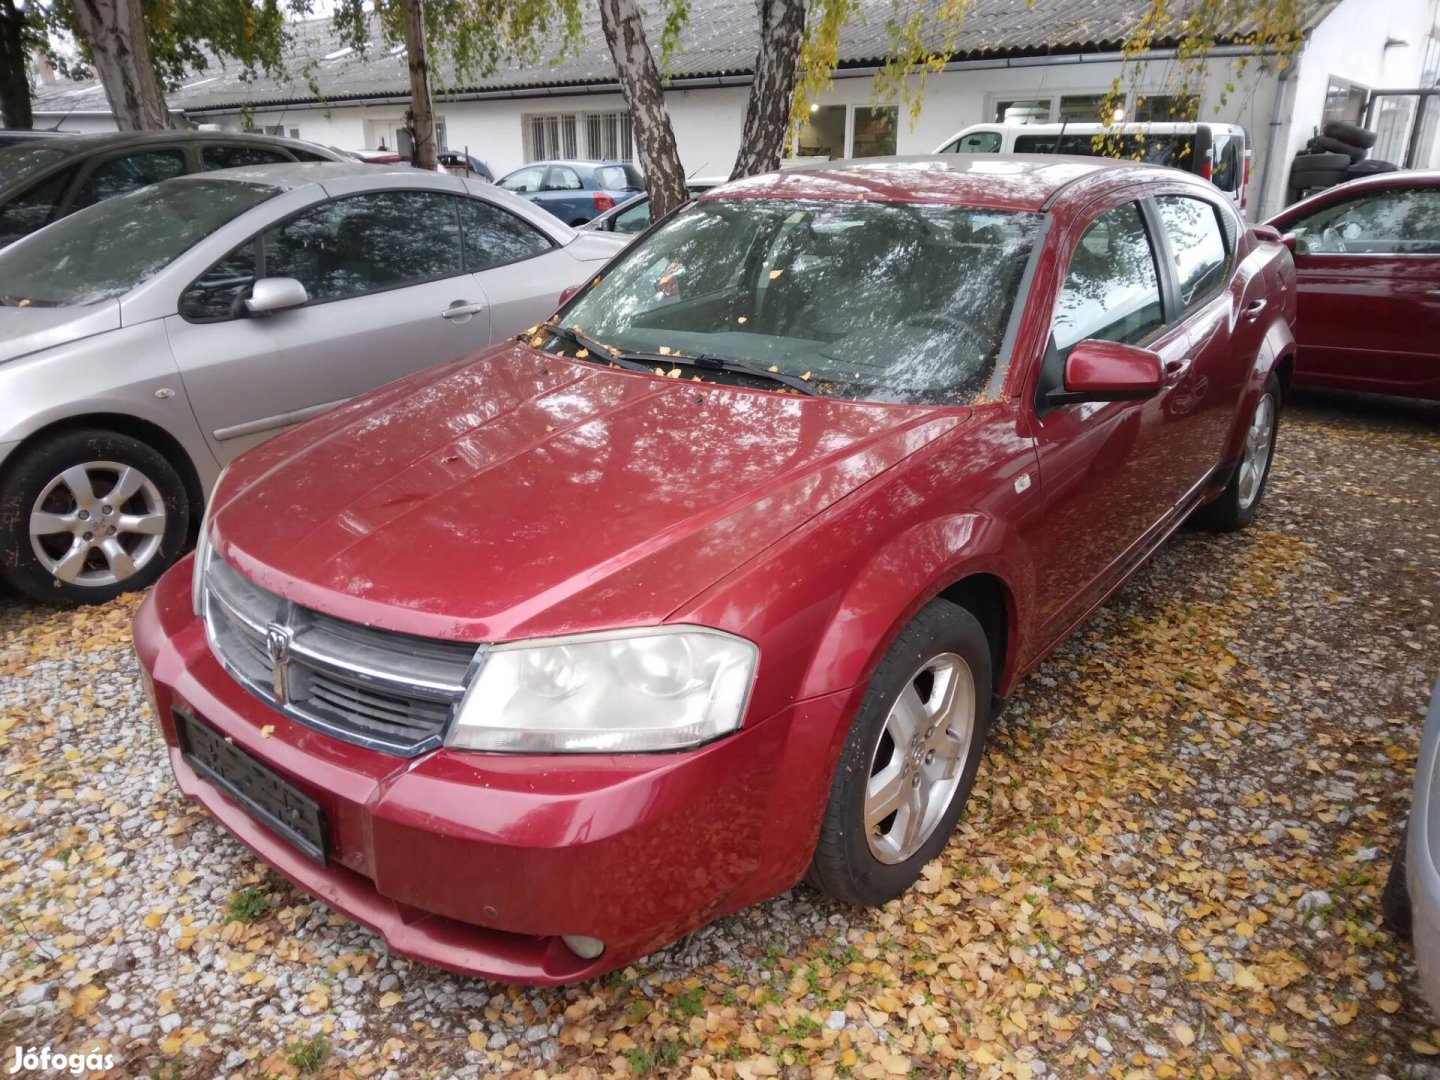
[{"xmin": 1321, "ymin": 226, "xmax": 1347, "ymax": 254}]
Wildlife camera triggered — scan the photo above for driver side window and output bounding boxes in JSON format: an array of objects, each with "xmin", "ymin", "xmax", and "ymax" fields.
[
  {"xmin": 1051, "ymin": 203, "xmax": 1165, "ymax": 355},
  {"xmin": 1288, "ymin": 188, "xmax": 1440, "ymax": 255}
]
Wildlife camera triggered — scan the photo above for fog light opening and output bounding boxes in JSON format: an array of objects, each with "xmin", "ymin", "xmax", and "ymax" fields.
[{"xmin": 562, "ymin": 935, "xmax": 606, "ymax": 960}]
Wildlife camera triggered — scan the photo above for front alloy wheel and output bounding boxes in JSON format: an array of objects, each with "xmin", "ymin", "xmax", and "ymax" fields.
[
  {"xmin": 30, "ymin": 461, "xmax": 168, "ymax": 587},
  {"xmin": 808, "ymin": 598, "xmax": 993, "ymax": 907},
  {"xmin": 0, "ymin": 429, "xmax": 190, "ymax": 606},
  {"xmin": 865, "ymin": 652, "xmax": 977, "ymax": 864}
]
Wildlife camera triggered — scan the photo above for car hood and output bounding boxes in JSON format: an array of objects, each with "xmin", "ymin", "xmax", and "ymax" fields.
[
  {"xmin": 0, "ymin": 302, "xmax": 121, "ymax": 364},
  {"xmin": 214, "ymin": 342, "xmax": 968, "ymax": 643}
]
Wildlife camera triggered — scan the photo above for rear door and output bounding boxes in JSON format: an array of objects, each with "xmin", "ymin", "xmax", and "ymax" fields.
[
  {"xmin": 1149, "ymin": 192, "xmax": 1252, "ymax": 465},
  {"xmin": 168, "ymin": 188, "xmax": 491, "ymax": 461},
  {"xmin": 457, "ymin": 193, "xmax": 578, "ymax": 338},
  {"xmin": 1281, "ymin": 184, "xmax": 1440, "ymax": 398},
  {"xmin": 538, "ymin": 164, "xmax": 589, "ymax": 224}
]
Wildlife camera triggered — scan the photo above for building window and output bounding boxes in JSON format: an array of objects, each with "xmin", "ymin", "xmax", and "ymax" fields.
[
  {"xmin": 1133, "ymin": 94, "xmax": 1200, "ymax": 122},
  {"xmin": 1058, "ymin": 94, "xmax": 1111, "ymax": 123},
  {"xmin": 793, "ymin": 104, "xmax": 898, "ymax": 159},
  {"xmin": 852, "ymin": 106, "xmax": 897, "ymax": 157},
  {"xmin": 1324, "ymin": 78, "xmax": 1369, "ymax": 126},
  {"xmin": 524, "ymin": 112, "xmax": 633, "ymax": 162},
  {"xmin": 995, "ymin": 98, "xmax": 1051, "ymax": 123}
]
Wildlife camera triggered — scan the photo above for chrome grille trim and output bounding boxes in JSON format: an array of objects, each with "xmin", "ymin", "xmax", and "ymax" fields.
[{"xmin": 201, "ymin": 555, "xmax": 483, "ymax": 757}]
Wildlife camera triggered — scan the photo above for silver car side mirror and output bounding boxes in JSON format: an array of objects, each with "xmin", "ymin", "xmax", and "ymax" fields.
[{"xmin": 245, "ymin": 277, "xmax": 309, "ymax": 316}]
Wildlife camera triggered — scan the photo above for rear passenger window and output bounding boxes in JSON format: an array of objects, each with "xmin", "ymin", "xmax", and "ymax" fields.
[
  {"xmin": 1051, "ymin": 202, "xmax": 1164, "ymax": 354},
  {"xmin": 72, "ymin": 150, "xmax": 186, "ymax": 209},
  {"xmin": 203, "ymin": 145, "xmax": 292, "ymax": 170},
  {"xmin": 1155, "ymin": 196, "xmax": 1229, "ymax": 308},
  {"xmin": 459, "ymin": 198, "xmax": 553, "ymax": 269},
  {"xmin": 546, "ymin": 166, "xmax": 583, "ymax": 191}
]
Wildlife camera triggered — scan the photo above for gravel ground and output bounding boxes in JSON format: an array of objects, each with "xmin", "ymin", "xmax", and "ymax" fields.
[{"xmin": 1, "ymin": 387, "xmax": 1438, "ymax": 1080}]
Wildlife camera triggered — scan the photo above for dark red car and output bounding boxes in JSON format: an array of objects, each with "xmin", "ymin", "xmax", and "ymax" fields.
[
  {"xmin": 1267, "ymin": 171, "xmax": 1440, "ymax": 401},
  {"xmin": 134, "ymin": 156, "xmax": 1296, "ymax": 984}
]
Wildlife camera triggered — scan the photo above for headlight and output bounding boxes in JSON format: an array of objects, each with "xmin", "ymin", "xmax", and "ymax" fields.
[
  {"xmin": 447, "ymin": 626, "xmax": 758, "ymax": 753},
  {"xmin": 190, "ymin": 467, "xmax": 227, "ymax": 617}
]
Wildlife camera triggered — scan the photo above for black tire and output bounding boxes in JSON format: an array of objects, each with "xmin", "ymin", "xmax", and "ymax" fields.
[
  {"xmin": 1192, "ymin": 374, "xmax": 1281, "ymax": 533},
  {"xmin": 0, "ymin": 429, "xmax": 190, "ymax": 606},
  {"xmin": 1323, "ymin": 120, "xmax": 1378, "ymax": 149},
  {"xmin": 1292, "ymin": 150, "xmax": 1351, "ymax": 171},
  {"xmin": 1384, "ymin": 821, "xmax": 1413, "ymax": 938},
  {"xmin": 1308, "ymin": 135, "xmax": 1367, "ymax": 162},
  {"xmin": 807, "ymin": 598, "xmax": 992, "ymax": 907},
  {"xmin": 1288, "ymin": 166, "xmax": 1350, "ymax": 193},
  {"xmin": 1348, "ymin": 159, "xmax": 1400, "ymax": 177}
]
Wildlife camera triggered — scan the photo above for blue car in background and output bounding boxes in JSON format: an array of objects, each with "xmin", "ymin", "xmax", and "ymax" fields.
[{"xmin": 497, "ymin": 159, "xmax": 644, "ymax": 225}]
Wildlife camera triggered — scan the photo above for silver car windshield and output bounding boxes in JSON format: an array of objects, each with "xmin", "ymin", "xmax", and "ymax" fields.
[
  {"xmin": 0, "ymin": 178, "xmax": 280, "ymax": 307},
  {"xmin": 557, "ymin": 197, "xmax": 1041, "ymax": 405}
]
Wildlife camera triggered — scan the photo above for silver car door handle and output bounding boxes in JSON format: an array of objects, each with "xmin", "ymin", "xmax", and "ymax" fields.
[
  {"xmin": 1242, "ymin": 298, "xmax": 1267, "ymax": 320},
  {"xmin": 441, "ymin": 302, "xmax": 485, "ymax": 319}
]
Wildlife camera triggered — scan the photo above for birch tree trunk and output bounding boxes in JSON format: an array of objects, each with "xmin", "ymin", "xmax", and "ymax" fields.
[
  {"xmin": 399, "ymin": 0, "xmax": 439, "ymax": 170},
  {"xmin": 0, "ymin": 0, "xmax": 32, "ymax": 130},
  {"xmin": 731, "ymin": 0, "xmax": 805, "ymax": 179},
  {"xmin": 598, "ymin": 0, "xmax": 688, "ymax": 220},
  {"xmin": 70, "ymin": 0, "xmax": 173, "ymax": 130}
]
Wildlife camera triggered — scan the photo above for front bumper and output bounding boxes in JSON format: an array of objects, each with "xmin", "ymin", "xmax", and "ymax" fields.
[
  {"xmin": 134, "ymin": 557, "xmax": 853, "ymax": 984},
  {"xmin": 1409, "ymin": 677, "xmax": 1440, "ymax": 1013}
]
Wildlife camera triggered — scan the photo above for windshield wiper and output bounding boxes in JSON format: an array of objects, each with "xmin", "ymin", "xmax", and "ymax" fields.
[
  {"xmin": 542, "ymin": 323, "xmax": 820, "ymax": 396},
  {"xmin": 543, "ymin": 323, "xmax": 654, "ymax": 374},
  {"xmin": 660, "ymin": 352, "xmax": 820, "ymax": 396}
]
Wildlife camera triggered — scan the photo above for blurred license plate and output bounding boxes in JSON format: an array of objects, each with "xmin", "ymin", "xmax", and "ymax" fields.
[{"xmin": 175, "ymin": 708, "xmax": 327, "ymax": 865}]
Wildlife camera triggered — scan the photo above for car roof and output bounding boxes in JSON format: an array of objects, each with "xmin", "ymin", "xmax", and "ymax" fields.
[
  {"xmin": 507, "ymin": 159, "xmax": 633, "ymax": 171},
  {"xmin": 10, "ymin": 130, "xmax": 334, "ymax": 153},
  {"xmin": 966, "ymin": 121, "xmax": 1244, "ymax": 134},
  {"xmin": 166, "ymin": 160, "xmax": 434, "ymax": 190},
  {"xmin": 705, "ymin": 154, "xmax": 1194, "ymax": 213}
]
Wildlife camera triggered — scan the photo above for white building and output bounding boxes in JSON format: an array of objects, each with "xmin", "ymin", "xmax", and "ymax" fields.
[{"xmin": 27, "ymin": 0, "xmax": 1440, "ymax": 219}]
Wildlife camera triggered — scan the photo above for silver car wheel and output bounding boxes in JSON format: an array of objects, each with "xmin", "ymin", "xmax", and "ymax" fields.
[
  {"xmin": 1237, "ymin": 392, "xmax": 1275, "ymax": 511},
  {"xmin": 28, "ymin": 461, "xmax": 167, "ymax": 587},
  {"xmin": 864, "ymin": 651, "xmax": 977, "ymax": 864}
]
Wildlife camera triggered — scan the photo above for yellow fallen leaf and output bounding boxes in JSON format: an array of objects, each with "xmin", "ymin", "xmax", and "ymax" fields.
[
  {"xmin": 260, "ymin": 725, "xmax": 275, "ymax": 739},
  {"xmin": 467, "ymin": 1031, "xmax": 487, "ymax": 1051},
  {"xmin": 1173, "ymin": 1023, "xmax": 1195, "ymax": 1047},
  {"xmin": 1415, "ymin": 1041, "xmax": 1440, "ymax": 1056},
  {"xmin": 380, "ymin": 992, "xmax": 403, "ymax": 1008}
]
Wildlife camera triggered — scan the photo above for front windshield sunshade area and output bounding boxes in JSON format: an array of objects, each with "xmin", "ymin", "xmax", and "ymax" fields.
[
  {"xmin": 552, "ymin": 197, "xmax": 1041, "ymax": 405},
  {"xmin": 0, "ymin": 178, "xmax": 280, "ymax": 307}
]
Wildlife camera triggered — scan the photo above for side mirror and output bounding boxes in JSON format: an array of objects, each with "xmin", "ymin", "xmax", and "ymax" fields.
[
  {"xmin": 1249, "ymin": 223, "xmax": 1282, "ymax": 243},
  {"xmin": 1048, "ymin": 339, "xmax": 1164, "ymax": 407},
  {"xmin": 245, "ymin": 277, "xmax": 309, "ymax": 316}
]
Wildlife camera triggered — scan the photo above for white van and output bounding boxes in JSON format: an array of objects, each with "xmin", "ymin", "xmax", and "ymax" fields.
[{"xmin": 933, "ymin": 122, "xmax": 1251, "ymax": 209}]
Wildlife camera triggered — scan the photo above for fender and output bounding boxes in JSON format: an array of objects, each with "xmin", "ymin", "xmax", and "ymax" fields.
[
  {"xmin": 796, "ymin": 511, "xmax": 1034, "ymax": 705},
  {"xmin": 1213, "ymin": 315, "xmax": 1297, "ymax": 483}
]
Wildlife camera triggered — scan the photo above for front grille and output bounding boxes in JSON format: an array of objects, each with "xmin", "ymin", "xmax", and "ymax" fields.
[{"xmin": 202, "ymin": 555, "xmax": 482, "ymax": 756}]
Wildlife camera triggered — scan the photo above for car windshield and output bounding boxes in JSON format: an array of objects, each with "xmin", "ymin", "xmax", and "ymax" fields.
[
  {"xmin": 0, "ymin": 142, "xmax": 74, "ymax": 188},
  {"xmin": 0, "ymin": 178, "xmax": 279, "ymax": 307},
  {"xmin": 555, "ymin": 197, "xmax": 1041, "ymax": 405}
]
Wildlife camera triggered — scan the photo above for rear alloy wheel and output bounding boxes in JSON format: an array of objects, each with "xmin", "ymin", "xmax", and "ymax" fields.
[
  {"xmin": 1192, "ymin": 374, "xmax": 1281, "ymax": 532},
  {"xmin": 807, "ymin": 599, "xmax": 992, "ymax": 906},
  {"xmin": 0, "ymin": 430, "xmax": 190, "ymax": 605}
]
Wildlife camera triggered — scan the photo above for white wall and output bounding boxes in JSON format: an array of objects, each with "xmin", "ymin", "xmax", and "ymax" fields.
[
  {"xmin": 30, "ymin": 111, "xmax": 118, "ymax": 134},
  {"xmin": 193, "ymin": 0, "xmax": 1438, "ymax": 218}
]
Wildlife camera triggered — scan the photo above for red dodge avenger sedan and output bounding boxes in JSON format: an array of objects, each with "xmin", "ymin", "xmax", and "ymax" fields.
[{"xmin": 134, "ymin": 156, "xmax": 1296, "ymax": 984}]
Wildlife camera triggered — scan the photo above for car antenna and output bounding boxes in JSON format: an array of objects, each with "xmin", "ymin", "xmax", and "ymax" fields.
[{"xmin": 687, "ymin": 162, "xmax": 707, "ymax": 178}]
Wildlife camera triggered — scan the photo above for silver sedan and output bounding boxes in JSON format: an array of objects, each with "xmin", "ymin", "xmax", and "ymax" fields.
[{"xmin": 0, "ymin": 161, "xmax": 626, "ymax": 605}]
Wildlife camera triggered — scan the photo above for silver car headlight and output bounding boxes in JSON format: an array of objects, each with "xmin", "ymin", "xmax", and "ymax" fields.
[{"xmin": 447, "ymin": 626, "xmax": 758, "ymax": 753}]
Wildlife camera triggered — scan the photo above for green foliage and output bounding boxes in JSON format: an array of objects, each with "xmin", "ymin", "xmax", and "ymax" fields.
[
  {"xmin": 224, "ymin": 884, "xmax": 270, "ymax": 924},
  {"xmin": 285, "ymin": 1035, "xmax": 332, "ymax": 1075},
  {"xmin": 330, "ymin": 0, "xmax": 584, "ymax": 91}
]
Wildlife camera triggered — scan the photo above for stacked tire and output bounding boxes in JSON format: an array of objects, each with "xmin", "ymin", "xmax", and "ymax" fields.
[{"xmin": 1286, "ymin": 121, "xmax": 1397, "ymax": 204}]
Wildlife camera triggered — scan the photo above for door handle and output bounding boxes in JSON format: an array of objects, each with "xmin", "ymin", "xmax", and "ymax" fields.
[
  {"xmin": 441, "ymin": 301, "xmax": 485, "ymax": 320},
  {"xmin": 1164, "ymin": 357, "xmax": 1192, "ymax": 383},
  {"xmin": 1242, "ymin": 298, "xmax": 1267, "ymax": 320}
]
